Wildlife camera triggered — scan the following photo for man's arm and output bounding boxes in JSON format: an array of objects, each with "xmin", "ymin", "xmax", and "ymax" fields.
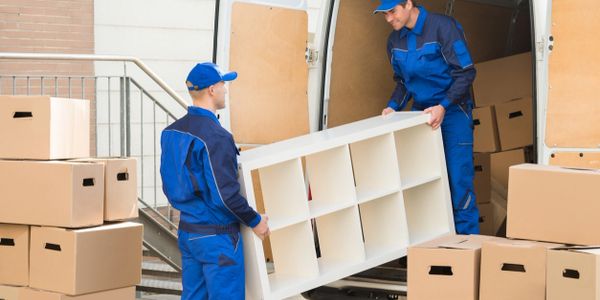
[
  {"xmin": 203, "ymin": 137, "xmax": 262, "ymax": 228},
  {"xmin": 438, "ymin": 18, "xmax": 476, "ymax": 109},
  {"xmin": 385, "ymin": 37, "xmax": 411, "ymax": 113}
]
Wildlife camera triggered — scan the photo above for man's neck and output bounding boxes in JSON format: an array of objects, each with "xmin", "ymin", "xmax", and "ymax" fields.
[
  {"xmin": 192, "ymin": 99, "xmax": 217, "ymax": 114},
  {"xmin": 406, "ymin": 7, "xmax": 420, "ymax": 30}
]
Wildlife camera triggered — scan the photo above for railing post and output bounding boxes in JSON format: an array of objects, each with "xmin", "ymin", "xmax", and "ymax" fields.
[
  {"xmin": 119, "ymin": 77, "xmax": 126, "ymax": 156},
  {"xmin": 125, "ymin": 77, "xmax": 132, "ymax": 157}
]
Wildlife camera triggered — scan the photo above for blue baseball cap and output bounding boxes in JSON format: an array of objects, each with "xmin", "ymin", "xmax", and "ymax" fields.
[
  {"xmin": 373, "ymin": 0, "xmax": 407, "ymax": 13},
  {"xmin": 186, "ymin": 62, "xmax": 238, "ymax": 91}
]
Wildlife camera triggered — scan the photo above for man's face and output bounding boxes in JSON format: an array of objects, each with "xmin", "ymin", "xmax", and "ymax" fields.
[
  {"xmin": 212, "ymin": 81, "xmax": 227, "ymax": 110},
  {"xmin": 383, "ymin": 3, "xmax": 411, "ymax": 31}
]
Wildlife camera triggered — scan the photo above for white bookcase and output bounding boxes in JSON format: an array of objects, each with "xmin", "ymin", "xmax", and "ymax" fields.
[{"xmin": 238, "ymin": 112, "xmax": 454, "ymax": 300}]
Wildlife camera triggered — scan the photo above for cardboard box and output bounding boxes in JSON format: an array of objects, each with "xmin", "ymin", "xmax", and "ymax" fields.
[
  {"xmin": 495, "ymin": 97, "xmax": 533, "ymax": 151},
  {"xmin": 490, "ymin": 193, "xmax": 507, "ymax": 237},
  {"xmin": 0, "ymin": 161, "xmax": 104, "ymax": 228},
  {"xmin": 507, "ymin": 164, "xmax": 600, "ymax": 245},
  {"xmin": 474, "ymin": 153, "xmax": 491, "ymax": 204},
  {"xmin": 473, "ymin": 52, "xmax": 532, "ymax": 107},
  {"xmin": 0, "ymin": 285, "xmax": 26, "ymax": 300},
  {"xmin": 0, "ymin": 224, "xmax": 29, "ymax": 286},
  {"xmin": 480, "ymin": 239, "xmax": 562, "ymax": 300},
  {"xmin": 408, "ymin": 234, "xmax": 497, "ymax": 300},
  {"xmin": 20, "ymin": 286, "xmax": 135, "ymax": 300},
  {"xmin": 478, "ymin": 203, "xmax": 494, "ymax": 236},
  {"xmin": 473, "ymin": 106, "xmax": 500, "ymax": 153},
  {"xmin": 29, "ymin": 222, "xmax": 142, "ymax": 296},
  {"xmin": 547, "ymin": 247, "xmax": 600, "ymax": 300},
  {"xmin": 0, "ymin": 96, "xmax": 90, "ymax": 160},
  {"xmin": 490, "ymin": 148, "xmax": 525, "ymax": 191},
  {"xmin": 71, "ymin": 158, "xmax": 138, "ymax": 221}
]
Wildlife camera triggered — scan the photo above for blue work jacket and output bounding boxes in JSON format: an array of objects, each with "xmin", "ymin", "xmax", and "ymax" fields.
[
  {"xmin": 387, "ymin": 6, "xmax": 476, "ymax": 111},
  {"xmin": 160, "ymin": 106, "xmax": 261, "ymax": 228}
]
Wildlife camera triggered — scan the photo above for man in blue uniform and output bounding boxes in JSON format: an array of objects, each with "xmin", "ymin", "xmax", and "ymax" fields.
[
  {"xmin": 376, "ymin": 0, "xmax": 479, "ymax": 234},
  {"xmin": 160, "ymin": 62, "xmax": 270, "ymax": 300}
]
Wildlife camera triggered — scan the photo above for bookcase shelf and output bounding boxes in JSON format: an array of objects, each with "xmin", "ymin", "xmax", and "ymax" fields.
[{"xmin": 239, "ymin": 113, "xmax": 453, "ymax": 299}]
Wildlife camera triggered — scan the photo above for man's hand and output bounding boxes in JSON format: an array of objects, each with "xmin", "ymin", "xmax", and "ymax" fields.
[
  {"xmin": 252, "ymin": 214, "xmax": 270, "ymax": 240},
  {"xmin": 382, "ymin": 107, "xmax": 395, "ymax": 116},
  {"xmin": 424, "ymin": 105, "xmax": 446, "ymax": 130}
]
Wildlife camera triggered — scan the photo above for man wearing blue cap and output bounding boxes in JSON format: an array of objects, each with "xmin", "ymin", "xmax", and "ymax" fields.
[
  {"xmin": 376, "ymin": 0, "xmax": 480, "ymax": 234},
  {"xmin": 160, "ymin": 62, "xmax": 270, "ymax": 299}
]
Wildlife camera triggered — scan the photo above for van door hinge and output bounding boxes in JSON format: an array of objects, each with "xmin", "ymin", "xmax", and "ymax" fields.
[
  {"xmin": 535, "ymin": 38, "xmax": 546, "ymax": 61},
  {"xmin": 306, "ymin": 47, "xmax": 319, "ymax": 65}
]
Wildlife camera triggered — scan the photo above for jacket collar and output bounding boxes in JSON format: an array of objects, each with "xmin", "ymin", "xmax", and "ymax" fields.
[{"xmin": 188, "ymin": 106, "xmax": 220, "ymax": 125}]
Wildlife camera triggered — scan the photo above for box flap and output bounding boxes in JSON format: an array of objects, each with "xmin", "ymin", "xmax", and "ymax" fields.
[
  {"xmin": 484, "ymin": 238, "xmax": 562, "ymax": 249},
  {"xmin": 552, "ymin": 246, "xmax": 600, "ymax": 255},
  {"xmin": 412, "ymin": 234, "xmax": 495, "ymax": 250},
  {"xmin": 510, "ymin": 163, "xmax": 600, "ymax": 175}
]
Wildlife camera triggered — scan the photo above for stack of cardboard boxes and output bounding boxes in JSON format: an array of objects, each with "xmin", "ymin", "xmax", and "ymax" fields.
[
  {"xmin": 408, "ymin": 163, "xmax": 600, "ymax": 299},
  {"xmin": 471, "ymin": 52, "xmax": 534, "ymax": 235},
  {"xmin": 507, "ymin": 164, "xmax": 600, "ymax": 299},
  {"xmin": 409, "ymin": 234, "xmax": 563, "ymax": 300},
  {"xmin": 0, "ymin": 96, "xmax": 142, "ymax": 300}
]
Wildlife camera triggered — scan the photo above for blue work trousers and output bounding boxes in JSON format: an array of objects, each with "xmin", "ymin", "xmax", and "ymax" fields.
[
  {"xmin": 414, "ymin": 102, "xmax": 480, "ymax": 234},
  {"xmin": 440, "ymin": 103, "xmax": 480, "ymax": 234},
  {"xmin": 178, "ymin": 230, "xmax": 245, "ymax": 300}
]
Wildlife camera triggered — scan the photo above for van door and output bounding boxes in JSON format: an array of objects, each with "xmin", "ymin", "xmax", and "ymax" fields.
[
  {"xmin": 216, "ymin": 0, "xmax": 310, "ymax": 145},
  {"xmin": 537, "ymin": 0, "xmax": 600, "ymax": 167}
]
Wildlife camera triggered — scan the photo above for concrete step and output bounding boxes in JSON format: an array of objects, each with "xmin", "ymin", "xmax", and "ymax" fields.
[
  {"xmin": 142, "ymin": 260, "xmax": 180, "ymax": 279},
  {"xmin": 137, "ymin": 292, "xmax": 181, "ymax": 300},
  {"xmin": 137, "ymin": 277, "xmax": 182, "ymax": 295}
]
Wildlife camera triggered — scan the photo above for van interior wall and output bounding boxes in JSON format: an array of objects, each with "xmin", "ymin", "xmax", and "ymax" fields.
[
  {"xmin": 453, "ymin": 0, "xmax": 531, "ymax": 63},
  {"xmin": 326, "ymin": 0, "xmax": 531, "ymax": 127}
]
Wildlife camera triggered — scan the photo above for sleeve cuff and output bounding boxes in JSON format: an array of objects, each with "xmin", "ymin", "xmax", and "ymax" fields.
[
  {"xmin": 440, "ymin": 98, "xmax": 453, "ymax": 109},
  {"xmin": 387, "ymin": 99, "xmax": 400, "ymax": 111},
  {"xmin": 248, "ymin": 214, "xmax": 261, "ymax": 228}
]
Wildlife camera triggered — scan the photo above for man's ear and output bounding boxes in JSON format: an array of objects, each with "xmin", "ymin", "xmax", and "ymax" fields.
[{"xmin": 207, "ymin": 85, "xmax": 215, "ymax": 96}]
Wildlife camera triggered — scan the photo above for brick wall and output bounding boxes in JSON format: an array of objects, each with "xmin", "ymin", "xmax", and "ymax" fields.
[{"xmin": 0, "ymin": 0, "xmax": 96, "ymax": 154}]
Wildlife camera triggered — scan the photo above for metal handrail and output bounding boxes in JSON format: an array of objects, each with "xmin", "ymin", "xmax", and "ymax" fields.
[
  {"xmin": 130, "ymin": 77, "xmax": 178, "ymax": 120},
  {"xmin": 138, "ymin": 197, "xmax": 178, "ymax": 231},
  {"xmin": 0, "ymin": 52, "xmax": 188, "ymax": 109}
]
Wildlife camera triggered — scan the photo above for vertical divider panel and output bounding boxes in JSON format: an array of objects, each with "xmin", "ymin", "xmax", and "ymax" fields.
[
  {"xmin": 315, "ymin": 206, "xmax": 365, "ymax": 275},
  {"xmin": 403, "ymin": 179, "xmax": 452, "ymax": 244},
  {"xmin": 359, "ymin": 192, "xmax": 409, "ymax": 259},
  {"xmin": 268, "ymin": 221, "xmax": 319, "ymax": 294},
  {"xmin": 258, "ymin": 158, "xmax": 309, "ymax": 230},
  {"xmin": 350, "ymin": 133, "xmax": 401, "ymax": 203},
  {"xmin": 305, "ymin": 145, "xmax": 356, "ymax": 217},
  {"xmin": 394, "ymin": 124, "xmax": 442, "ymax": 188}
]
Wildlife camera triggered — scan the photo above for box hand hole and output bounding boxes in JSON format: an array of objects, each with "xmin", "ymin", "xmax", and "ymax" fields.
[
  {"xmin": 563, "ymin": 269, "xmax": 580, "ymax": 279},
  {"xmin": 13, "ymin": 111, "xmax": 33, "ymax": 119},
  {"xmin": 44, "ymin": 243, "xmax": 62, "ymax": 251},
  {"xmin": 501, "ymin": 263, "xmax": 526, "ymax": 272},
  {"xmin": 0, "ymin": 238, "xmax": 15, "ymax": 246},
  {"xmin": 429, "ymin": 266, "xmax": 453, "ymax": 276}
]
